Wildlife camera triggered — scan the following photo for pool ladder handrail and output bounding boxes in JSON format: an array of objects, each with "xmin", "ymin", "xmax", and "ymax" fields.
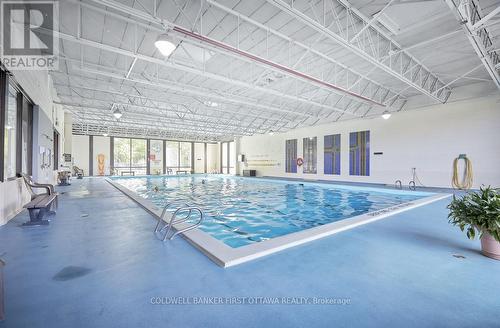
[
  {"xmin": 154, "ymin": 202, "xmax": 204, "ymax": 241},
  {"xmin": 395, "ymin": 180, "xmax": 402, "ymax": 190}
]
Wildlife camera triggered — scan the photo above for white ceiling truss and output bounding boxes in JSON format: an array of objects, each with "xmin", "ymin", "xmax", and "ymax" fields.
[
  {"xmin": 266, "ymin": 0, "xmax": 451, "ymax": 102},
  {"xmin": 49, "ymin": 0, "xmax": 498, "ymax": 141},
  {"xmin": 444, "ymin": 0, "xmax": 500, "ymax": 88}
]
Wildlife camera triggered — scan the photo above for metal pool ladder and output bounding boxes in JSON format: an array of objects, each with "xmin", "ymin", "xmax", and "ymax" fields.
[
  {"xmin": 395, "ymin": 180, "xmax": 402, "ymax": 189},
  {"xmin": 154, "ymin": 202, "xmax": 204, "ymax": 241}
]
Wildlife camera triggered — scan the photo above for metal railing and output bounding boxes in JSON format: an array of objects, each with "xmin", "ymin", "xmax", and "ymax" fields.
[
  {"xmin": 395, "ymin": 180, "xmax": 402, "ymax": 190},
  {"xmin": 154, "ymin": 202, "xmax": 204, "ymax": 241}
]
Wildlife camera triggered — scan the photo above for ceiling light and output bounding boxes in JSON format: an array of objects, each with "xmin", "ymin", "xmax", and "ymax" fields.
[
  {"xmin": 204, "ymin": 100, "xmax": 218, "ymax": 107},
  {"xmin": 113, "ymin": 108, "xmax": 123, "ymax": 119},
  {"xmin": 103, "ymin": 133, "xmax": 109, "ymax": 137},
  {"xmin": 381, "ymin": 111, "xmax": 392, "ymax": 120},
  {"xmin": 5, "ymin": 125, "xmax": 13, "ymax": 130},
  {"xmin": 155, "ymin": 33, "xmax": 176, "ymax": 57},
  {"xmin": 268, "ymin": 130, "xmax": 275, "ymax": 135}
]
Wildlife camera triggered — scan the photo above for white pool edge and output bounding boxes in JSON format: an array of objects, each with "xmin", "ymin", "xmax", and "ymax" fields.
[{"xmin": 106, "ymin": 177, "xmax": 451, "ymax": 268}]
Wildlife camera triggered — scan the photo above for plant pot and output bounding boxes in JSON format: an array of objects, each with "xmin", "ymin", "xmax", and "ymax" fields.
[{"xmin": 480, "ymin": 231, "xmax": 500, "ymax": 260}]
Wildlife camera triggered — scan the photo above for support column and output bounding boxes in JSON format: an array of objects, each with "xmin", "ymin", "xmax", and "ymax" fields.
[
  {"xmin": 15, "ymin": 93, "xmax": 23, "ymax": 175},
  {"xmin": 204, "ymin": 143, "xmax": 207, "ymax": 173},
  {"xmin": 0, "ymin": 71, "xmax": 8, "ymax": 182},
  {"xmin": 146, "ymin": 139, "xmax": 151, "ymax": 175},
  {"xmin": 88, "ymin": 135, "xmax": 93, "ymax": 176},
  {"xmin": 191, "ymin": 141, "xmax": 194, "ymax": 174},
  {"xmin": 234, "ymin": 137, "xmax": 241, "ymax": 176},
  {"xmin": 162, "ymin": 140, "xmax": 166, "ymax": 174},
  {"xmin": 219, "ymin": 142, "xmax": 223, "ymax": 174},
  {"xmin": 109, "ymin": 136, "xmax": 114, "ymax": 175}
]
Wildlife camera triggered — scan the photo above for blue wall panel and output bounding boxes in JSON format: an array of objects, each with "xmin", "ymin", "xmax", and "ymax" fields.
[
  {"xmin": 349, "ymin": 131, "xmax": 370, "ymax": 176},
  {"xmin": 324, "ymin": 134, "xmax": 340, "ymax": 175}
]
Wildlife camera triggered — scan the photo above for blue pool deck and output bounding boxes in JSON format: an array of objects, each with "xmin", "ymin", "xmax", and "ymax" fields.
[{"xmin": 1, "ymin": 178, "xmax": 499, "ymax": 327}]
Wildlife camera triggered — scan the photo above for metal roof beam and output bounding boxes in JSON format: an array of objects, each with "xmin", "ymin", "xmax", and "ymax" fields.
[
  {"xmin": 53, "ymin": 81, "xmax": 288, "ymax": 123},
  {"xmin": 206, "ymin": 0, "xmax": 407, "ymax": 109},
  {"xmin": 444, "ymin": 0, "xmax": 500, "ymax": 89},
  {"xmin": 266, "ymin": 0, "xmax": 452, "ymax": 103},
  {"xmin": 54, "ymin": 29, "xmax": 356, "ymax": 116}
]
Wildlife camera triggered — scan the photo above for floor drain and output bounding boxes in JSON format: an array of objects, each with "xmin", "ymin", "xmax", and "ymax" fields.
[
  {"xmin": 80, "ymin": 213, "xmax": 89, "ymax": 218},
  {"xmin": 453, "ymin": 254, "xmax": 466, "ymax": 259}
]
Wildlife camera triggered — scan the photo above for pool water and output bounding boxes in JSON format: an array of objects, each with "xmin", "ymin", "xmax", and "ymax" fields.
[{"xmin": 112, "ymin": 175, "xmax": 429, "ymax": 248}]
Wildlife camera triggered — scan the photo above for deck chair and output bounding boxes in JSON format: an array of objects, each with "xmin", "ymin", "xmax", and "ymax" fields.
[
  {"xmin": 73, "ymin": 166, "xmax": 84, "ymax": 179},
  {"xmin": 20, "ymin": 174, "xmax": 58, "ymax": 210}
]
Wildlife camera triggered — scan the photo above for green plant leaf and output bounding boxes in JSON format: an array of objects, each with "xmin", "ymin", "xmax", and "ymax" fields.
[{"xmin": 448, "ymin": 187, "xmax": 500, "ymax": 242}]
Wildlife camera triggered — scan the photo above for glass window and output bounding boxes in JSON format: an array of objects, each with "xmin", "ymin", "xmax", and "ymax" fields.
[
  {"xmin": 324, "ymin": 134, "xmax": 341, "ymax": 175},
  {"xmin": 165, "ymin": 141, "xmax": 179, "ymax": 174},
  {"xmin": 21, "ymin": 100, "xmax": 33, "ymax": 175},
  {"xmin": 349, "ymin": 131, "xmax": 370, "ymax": 176},
  {"xmin": 131, "ymin": 139, "xmax": 146, "ymax": 175},
  {"xmin": 113, "ymin": 138, "xmax": 130, "ymax": 176},
  {"xmin": 303, "ymin": 137, "xmax": 317, "ymax": 174},
  {"xmin": 150, "ymin": 140, "xmax": 164, "ymax": 175},
  {"xmin": 4, "ymin": 85, "xmax": 17, "ymax": 179},
  {"xmin": 112, "ymin": 138, "xmax": 147, "ymax": 175},
  {"xmin": 285, "ymin": 139, "xmax": 297, "ymax": 173},
  {"xmin": 179, "ymin": 142, "xmax": 192, "ymax": 172}
]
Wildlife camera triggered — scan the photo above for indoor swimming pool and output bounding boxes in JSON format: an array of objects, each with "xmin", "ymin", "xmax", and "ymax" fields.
[{"xmin": 110, "ymin": 175, "xmax": 434, "ymax": 248}]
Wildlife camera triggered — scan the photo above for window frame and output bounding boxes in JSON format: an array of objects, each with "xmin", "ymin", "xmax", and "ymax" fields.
[
  {"xmin": 0, "ymin": 66, "xmax": 34, "ymax": 181},
  {"xmin": 111, "ymin": 137, "xmax": 147, "ymax": 175},
  {"xmin": 0, "ymin": 68, "xmax": 7, "ymax": 182},
  {"xmin": 110, "ymin": 137, "xmax": 199, "ymax": 175},
  {"xmin": 149, "ymin": 139, "xmax": 165, "ymax": 175}
]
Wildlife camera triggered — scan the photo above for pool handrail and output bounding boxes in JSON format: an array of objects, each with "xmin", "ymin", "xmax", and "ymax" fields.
[
  {"xmin": 154, "ymin": 202, "xmax": 189, "ymax": 233},
  {"xmin": 155, "ymin": 202, "xmax": 205, "ymax": 241},
  {"xmin": 164, "ymin": 207, "xmax": 204, "ymax": 240}
]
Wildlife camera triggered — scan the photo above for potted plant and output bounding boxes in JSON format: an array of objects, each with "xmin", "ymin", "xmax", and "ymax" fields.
[{"xmin": 448, "ymin": 186, "xmax": 500, "ymax": 260}]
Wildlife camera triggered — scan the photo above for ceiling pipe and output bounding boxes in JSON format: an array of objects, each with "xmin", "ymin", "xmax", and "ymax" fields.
[
  {"xmin": 88, "ymin": 0, "xmax": 384, "ymax": 106},
  {"xmin": 172, "ymin": 26, "xmax": 385, "ymax": 107}
]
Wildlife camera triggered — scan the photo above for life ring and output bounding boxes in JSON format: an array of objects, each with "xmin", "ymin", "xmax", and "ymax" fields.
[{"xmin": 296, "ymin": 158, "xmax": 304, "ymax": 166}]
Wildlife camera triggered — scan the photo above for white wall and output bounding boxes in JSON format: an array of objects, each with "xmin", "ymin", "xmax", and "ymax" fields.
[
  {"xmin": 0, "ymin": 179, "xmax": 31, "ymax": 226},
  {"xmin": 238, "ymin": 95, "xmax": 500, "ymax": 189},
  {"xmin": 72, "ymin": 135, "xmax": 90, "ymax": 176},
  {"xmin": 207, "ymin": 143, "xmax": 219, "ymax": 173},
  {"xmin": 194, "ymin": 143, "xmax": 205, "ymax": 173},
  {"xmin": 63, "ymin": 113, "xmax": 73, "ymax": 155},
  {"xmin": 0, "ymin": 70, "xmax": 63, "ymax": 225},
  {"xmin": 32, "ymin": 106, "xmax": 57, "ymax": 184}
]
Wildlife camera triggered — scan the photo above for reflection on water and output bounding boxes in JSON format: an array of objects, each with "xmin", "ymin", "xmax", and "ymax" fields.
[{"xmin": 114, "ymin": 176, "xmax": 423, "ymax": 248}]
